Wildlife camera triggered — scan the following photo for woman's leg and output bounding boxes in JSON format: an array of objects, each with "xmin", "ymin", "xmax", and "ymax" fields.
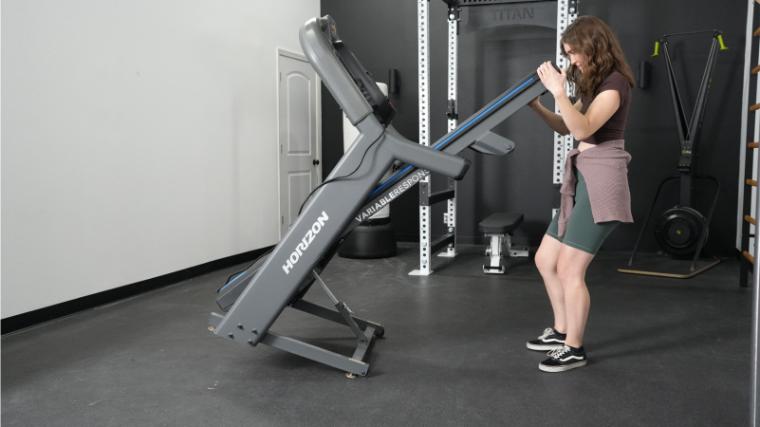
[
  {"xmin": 552, "ymin": 171, "xmax": 617, "ymax": 348},
  {"xmin": 534, "ymin": 234, "xmax": 567, "ymax": 332},
  {"xmin": 556, "ymin": 244, "xmax": 595, "ymax": 348}
]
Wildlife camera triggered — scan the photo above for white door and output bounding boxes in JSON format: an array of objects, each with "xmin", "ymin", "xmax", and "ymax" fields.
[{"xmin": 278, "ymin": 50, "xmax": 321, "ymax": 238}]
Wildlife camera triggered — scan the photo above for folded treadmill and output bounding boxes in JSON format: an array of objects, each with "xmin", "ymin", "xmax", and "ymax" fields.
[{"xmin": 208, "ymin": 15, "xmax": 548, "ymax": 377}]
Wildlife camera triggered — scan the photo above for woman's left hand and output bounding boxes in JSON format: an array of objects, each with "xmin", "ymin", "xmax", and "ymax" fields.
[{"xmin": 536, "ymin": 61, "xmax": 566, "ymax": 98}]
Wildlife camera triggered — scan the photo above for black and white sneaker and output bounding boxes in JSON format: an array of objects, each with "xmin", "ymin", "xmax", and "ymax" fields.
[
  {"xmin": 539, "ymin": 345, "xmax": 588, "ymax": 372},
  {"xmin": 526, "ymin": 327, "xmax": 566, "ymax": 351}
]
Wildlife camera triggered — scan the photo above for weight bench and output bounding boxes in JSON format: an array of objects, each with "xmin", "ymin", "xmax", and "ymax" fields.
[{"xmin": 478, "ymin": 212, "xmax": 529, "ymax": 274}]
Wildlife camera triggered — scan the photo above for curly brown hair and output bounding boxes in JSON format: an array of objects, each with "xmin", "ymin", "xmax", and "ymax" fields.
[{"xmin": 560, "ymin": 16, "xmax": 634, "ymax": 99}]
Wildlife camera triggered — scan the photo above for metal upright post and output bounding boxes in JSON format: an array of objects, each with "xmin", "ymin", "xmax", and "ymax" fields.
[
  {"xmin": 738, "ymin": 0, "xmax": 760, "ymax": 254},
  {"xmin": 738, "ymin": 0, "xmax": 760, "ymax": 291},
  {"xmin": 751, "ymin": 0, "xmax": 760, "ymax": 421},
  {"xmin": 753, "ymin": 34, "xmax": 760, "ymax": 264},
  {"xmin": 440, "ymin": 3, "xmax": 460, "ymax": 259},
  {"xmin": 411, "ymin": 0, "xmax": 433, "ymax": 276},
  {"xmin": 753, "ymin": 170, "xmax": 760, "ymax": 426},
  {"xmin": 746, "ymin": 3, "xmax": 760, "ymax": 420},
  {"xmin": 552, "ymin": 0, "xmax": 578, "ymax": 185},
  {"xmin": 734, "ymin": 3, "xmax": 758, "ymax": 420}
]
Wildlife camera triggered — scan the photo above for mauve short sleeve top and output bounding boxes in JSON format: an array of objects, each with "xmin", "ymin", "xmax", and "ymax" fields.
[{"xmin": 580, "ymin": 70, "xmax": 631, "ymax": 144}]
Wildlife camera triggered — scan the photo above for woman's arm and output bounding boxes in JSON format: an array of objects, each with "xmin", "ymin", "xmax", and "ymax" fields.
[
  {"xmin": 536, "ymin": 61, "xmax": 620, "ymax": 141},
  {"xmin": 554, "ymin": 90, "xmax": 619, "ymax": 141},
  {"xmin": 529, "ymin": 97, "xmax": 583, "ymax": 136},
  {"xmin": 529, "ymin": 98, "xmax": 570, "ymax": 135}
]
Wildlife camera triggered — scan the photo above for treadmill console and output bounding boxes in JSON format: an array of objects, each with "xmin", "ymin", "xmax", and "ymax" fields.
[{"xmin": 320, "ymin": 16, "xmax": 396, "ymax": 126}]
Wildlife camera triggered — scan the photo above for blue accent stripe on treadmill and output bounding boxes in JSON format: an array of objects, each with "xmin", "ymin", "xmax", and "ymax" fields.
[
  {"xmin": 368, "ymin": 74, "xmax": 539, "ymax": 199},
  {"xmin": 218, "ymin": 271, "xmax": 246, "ymax": 294}
]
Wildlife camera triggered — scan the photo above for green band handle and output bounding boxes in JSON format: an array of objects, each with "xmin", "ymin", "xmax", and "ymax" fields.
[
  {"xmin": 652, "ymin": 40, "xmax": 660, "ymax": 57},
  {"xmin": 716, "ymin": 34, "xmax": 728, "ymax": 51}
]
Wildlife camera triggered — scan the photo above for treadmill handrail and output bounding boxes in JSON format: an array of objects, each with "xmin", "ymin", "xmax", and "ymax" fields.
[
  {"xmin": 369, "ymin": 72, "xmax": 541, "ymax": 199},
  {"xmin": 385, "ymin": 137, "xmax": 470, "ymax": 180}
]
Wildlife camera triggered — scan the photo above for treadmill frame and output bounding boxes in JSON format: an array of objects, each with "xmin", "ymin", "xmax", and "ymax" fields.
[{"xmin": 209, "ymin": 16, "xmax": 546, "ymax": 377}]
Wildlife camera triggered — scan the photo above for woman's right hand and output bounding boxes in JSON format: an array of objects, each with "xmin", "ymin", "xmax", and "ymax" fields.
[
  {"xmin": 537, "ymin": 61, "xmax": 567, "ymax": 98},
  {"xmin": 529, "ymin": 97, "xmax": 541, "ymax": 110}
]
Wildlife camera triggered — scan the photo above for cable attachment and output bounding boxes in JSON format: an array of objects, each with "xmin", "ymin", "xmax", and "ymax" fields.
[{"xmin": 446, "ymin": 99, "xmax": 458, "ymax": 120}]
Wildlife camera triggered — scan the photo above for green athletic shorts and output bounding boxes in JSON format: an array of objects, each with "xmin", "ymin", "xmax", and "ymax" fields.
[{"xmin": 546, "ymin": 171, "xmax": 620, "ymax": 255}]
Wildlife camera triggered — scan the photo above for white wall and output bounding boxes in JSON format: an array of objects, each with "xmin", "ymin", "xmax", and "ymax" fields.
[{"xmin": 1, "ymin": 0, "xmax": 320, "ymax": 318}]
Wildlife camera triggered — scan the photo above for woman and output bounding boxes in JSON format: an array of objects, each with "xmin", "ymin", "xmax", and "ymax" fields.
[{"xmin": 526, "ymin": 16, "xmax": 635, "ymax": 373}]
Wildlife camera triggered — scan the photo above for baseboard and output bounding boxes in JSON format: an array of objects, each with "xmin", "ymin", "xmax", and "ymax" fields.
[{"xmin": 1, "ymin": 246, "xmax": 273, "ymax": 334}]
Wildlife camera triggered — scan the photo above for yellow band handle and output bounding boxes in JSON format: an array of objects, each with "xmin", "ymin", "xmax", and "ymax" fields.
[
  {"xmin": 716, "ymin": 34, "xmax": 728, "ymax": 51},
  {"xmin": 652, "ymin": 40, "xmax": 661, "ymax": 57}
]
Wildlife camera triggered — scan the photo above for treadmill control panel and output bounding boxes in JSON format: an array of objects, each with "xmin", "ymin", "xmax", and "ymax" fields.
[{"xmin": 321, "ymin": 16, "xmax": 395, "ymax": 126}]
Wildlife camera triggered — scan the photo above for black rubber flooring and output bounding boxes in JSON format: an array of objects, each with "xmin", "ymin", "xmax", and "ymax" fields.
[{"xmin": 2, "ymin": 245, "xmax": 753, "ymax": 426}]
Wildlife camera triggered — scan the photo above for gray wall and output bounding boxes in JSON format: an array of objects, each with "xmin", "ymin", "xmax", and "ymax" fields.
[{"xmin": 321, "ymin": 0, "xmax": 746, "ymax": 256}]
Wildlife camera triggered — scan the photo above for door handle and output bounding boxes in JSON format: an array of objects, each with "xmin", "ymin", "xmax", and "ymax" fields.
[{"xmin": 313, "ymin": 159, "xmax": 320, "ymax": 166}]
